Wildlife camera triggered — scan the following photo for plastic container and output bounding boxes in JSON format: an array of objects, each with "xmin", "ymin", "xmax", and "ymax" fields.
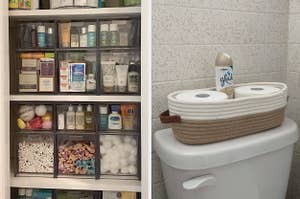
[
  {"xmin": 51, "ymin": 0, "xmax": 98, "ymax": 9},
  {"xmin": 17, "ymin": 134, "xmax": 54, "ymax": 175},
  {"xmin": 100, "ymin": 134, "xmax": 138, "ymax": 178},
  {"xmin": 58, "ymin": 134, "xmax": 96, "ymax": 177}
]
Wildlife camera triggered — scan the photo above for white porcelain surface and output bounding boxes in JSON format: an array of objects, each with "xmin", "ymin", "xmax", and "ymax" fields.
[{"xmin": 155, "ymin": 118, "xmax": 298, "ymax": 199}]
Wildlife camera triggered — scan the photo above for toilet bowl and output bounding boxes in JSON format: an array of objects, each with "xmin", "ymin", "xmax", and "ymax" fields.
[{"xmin": 154, "ymin": 118, "xmax": 299, "ymax": 199}]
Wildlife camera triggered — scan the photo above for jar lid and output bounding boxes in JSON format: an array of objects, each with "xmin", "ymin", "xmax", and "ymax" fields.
[
  {"xmin": 37, "ymin": 25, "xmax": 46, "ymax": 32},
  {"xmin": 99, "ymin": 106, "xmax": 108, "ymax": 114},
  {"xmin": 129, "ymin": 61, "xmax": 138, "ymax": 72},
  {"xmin": 110, "ymin": 24, "xmax": 118, "ymax": 31},
  {"xmin": 111, "ymin": 105, "xmax": 120, "ymax": 112},
  {"xmin": 88, "ymin": 24, "xmax": 96, "ymax": 32},
  {"xmin": 100, "ymin": 24, "xmax": 109, "ymax": 31}
]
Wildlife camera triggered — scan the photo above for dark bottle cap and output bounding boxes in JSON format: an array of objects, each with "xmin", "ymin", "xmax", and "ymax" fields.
[{"xmin": 129, "ymin": 61, "xmax": 138, "ymax": 72}]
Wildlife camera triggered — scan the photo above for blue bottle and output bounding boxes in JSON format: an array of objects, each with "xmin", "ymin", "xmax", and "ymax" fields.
[
  {"xmin": 87, "ymin": 25, "xmax": 96, "ymax": 48},
  {"xmin": 37, "ymin": 25, "xmax": 46, "ymax": 48}
]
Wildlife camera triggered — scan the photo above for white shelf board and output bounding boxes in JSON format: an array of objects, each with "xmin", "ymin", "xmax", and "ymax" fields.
[
  {"xmin": 10, "ymin": 95, "xmax": 141, "ymax": 102},
  {"xmin": 9, "ymin": 7, "xmax": 141, "ymax": 19},
  {"xmin": 11, "ymin": 176, "xmax": 141, "ymax": 192}
]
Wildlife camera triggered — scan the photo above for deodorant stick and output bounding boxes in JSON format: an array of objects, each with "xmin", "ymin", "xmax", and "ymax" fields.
[{"xmin": 215, "ymin": 52, "xmax": 234, "ymax": 98}]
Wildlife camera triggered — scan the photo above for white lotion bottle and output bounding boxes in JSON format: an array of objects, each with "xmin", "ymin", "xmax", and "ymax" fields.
[
  {"xmin": 75, "ymin": 105, "xmax": 85, "ymax": 130},
  {"xmin": 66, "ymin": 105, "xmax": 75, "ymax": 130},
  {"xmin": 108, "ymin": 105, "xmax": 122, "ymax": 130}
]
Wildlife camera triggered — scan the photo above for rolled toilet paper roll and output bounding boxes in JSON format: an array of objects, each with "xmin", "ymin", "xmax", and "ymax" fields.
[
  {"xmin": 175, "ymin": 90, "xmax": 228, "ymax": 103},
  {"xmin": 235, "ymin": 85, "xmax": 281, "ymax": 98}
]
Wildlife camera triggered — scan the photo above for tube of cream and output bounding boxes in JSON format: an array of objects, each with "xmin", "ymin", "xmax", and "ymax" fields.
[
  {"xmin": 116, "ymin": 64, "xmax": 129, "ymax": 93},
  {"xmin": 60, "ymin": 23, "xmax": 71, "ymax": 48},
  {"xmin": 102, "ymin": 61, "xmax": 116, "ymax": 93}
]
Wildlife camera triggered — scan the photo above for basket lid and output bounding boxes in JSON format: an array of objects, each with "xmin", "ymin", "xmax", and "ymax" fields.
[{"xmin": 154, "ymin": 118, "xmax": 298, "ymax": 170}]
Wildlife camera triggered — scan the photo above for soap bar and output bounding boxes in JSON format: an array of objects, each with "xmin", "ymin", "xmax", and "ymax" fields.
[
  {"xmin": 22, "ymin": 59, "xmax": 38, "ymax": 67},
  {"xmin": 40, "ymin": 58, "xmax": 55, "ymax": 77},
  {"xmin": 39, "ymin": 77, "xmax": 54, "ymax": 92},
  {"xmin": 19, "ymin": 73, "xmax": 38, "ymax": 92},
  {"xmin": 60, "ymin": 60, "xmax": 70, "ymax": 92}
]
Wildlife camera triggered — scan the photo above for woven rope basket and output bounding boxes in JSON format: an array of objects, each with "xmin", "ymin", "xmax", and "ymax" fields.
[
  {"xmin": 160, "ymin": 82, "xmax": 287, "ymax": 145},
  {"xmin": 160, "ymin": 108, "xmax": 285, "ymax": 145}
]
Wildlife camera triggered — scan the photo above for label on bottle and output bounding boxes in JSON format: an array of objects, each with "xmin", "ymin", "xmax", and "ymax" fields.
[
  {"xmin": 80, "ymin": 35, "xmax": 88, "ymax": 47},
  {"xmin": 99, "ymin": 115, "xmax": 108, "ymax": 129},
  {"xmin": 87, "ymin": 32, "xmax": 96, "ymax": 47},
  {"xmin": 37, "ymin": 32, "xmax": 46, "ymax": 48},
  {"xmin": 76, "ymin": 114, "xmax": 85, "ymax": 129},
  {"xmin": 100, "ymin": 32, "xmax": 109, "ymax": 46},
  {"xmin": 66, "ymin": 114, "xmax": 75, "ymax": 129},
  {"xmin": 215, "ymin": 66, "xmax": 233, "ymax": 91},
  {"xmin": 128, "ymin": 72, "xmax": 139, "ymax": 93}
]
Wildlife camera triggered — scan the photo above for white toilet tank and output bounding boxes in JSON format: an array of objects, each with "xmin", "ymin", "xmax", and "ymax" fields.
[{"xmin": 154, "ymin": 118, "xmax": 299, "ymax": 199}]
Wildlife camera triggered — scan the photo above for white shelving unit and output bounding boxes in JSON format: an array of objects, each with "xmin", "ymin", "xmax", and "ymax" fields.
[{"xmin": 0, "ymin": 1, "xmax": 151, "ymax": 198}]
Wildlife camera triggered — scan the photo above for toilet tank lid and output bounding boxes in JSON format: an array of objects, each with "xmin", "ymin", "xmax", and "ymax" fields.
[{"xmin": 154, "ymin": 118, "xmax": 299, "ymax": 170}]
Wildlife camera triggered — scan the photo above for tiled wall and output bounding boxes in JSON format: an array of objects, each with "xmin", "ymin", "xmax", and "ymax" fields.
[
  {"xmin": 286, "ymin": 1, "xmax": 300, "ymax": 198},
  {"xmin": 152, "ymin": 0, "xmax": 289, "ymax": 198}
]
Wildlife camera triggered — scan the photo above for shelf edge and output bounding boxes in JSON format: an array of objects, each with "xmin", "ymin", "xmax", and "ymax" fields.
[
  {"xmin": 10, "ymin": 95, "xmax": 141, "ymax": 102},
  {"xmin": 11, "ymin": 176, "xmax": 141, "ymax": 192}
]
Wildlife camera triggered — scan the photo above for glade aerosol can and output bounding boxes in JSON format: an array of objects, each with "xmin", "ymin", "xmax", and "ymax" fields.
[{"xmin": 215, "ymin": 52, "xmax": 234, "ymax": 98}]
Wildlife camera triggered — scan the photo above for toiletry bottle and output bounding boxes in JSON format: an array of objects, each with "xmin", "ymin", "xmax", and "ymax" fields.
[
  {"xmin": 99, "ymin": 105, "xmax": 108, "ymax": 129},
  {"xmin": 60, "ymin": 23, "xmax": 71, "ymax": 48},
  {"xmin": 47, "ymin": 27, "xmax": 54, "ymax": 48},
  {"xmin": 87, "ymin": 24, "xmax": 96, "ymax": 47},
  {"xmin": 215, "ymin": 52, "xmax": 234, "ymax": 98},
  {"xmin": 110, "ymin": 24, "xmax": 119, "ymax": 46},
  {"xmin": 25, "ymin": 189, "xmax": 32, "ymax": 199},
  {"xmin": 108, "ymin": 105, "xmax": 122, "ymax": 130},
  {"xmin": 116, "ymin": 63, "xmax": 129, "ymax": 92},
  {"xmin": 37, "ymin": 25, "xmax": 46, "ymax": 48},
  {"xmin": 66, "ymin": 105, "xmax": 75, "ymax": 130},
  {"xmin": 128, "ymin": 61, "xmax": 139, "ymax": 93},
  {"xmin": 100, "ymin": 24, "xmax": 109, "ymax": 46},
  {"xmin": 71, "ymin": 27, "xmax": 79, "ymax": 48},
  {"xmin": 80, "ymin": 27, "xmax": 88, "ymax": 47},
  {"xmin": 75, "ymin": 105, "xmax": 85, "ymax": 130},
  {"xmin": 121, "ymin": 104, "xmax": 137, "ymax": 130},
  {"xmin": 58, "ymin": 112, "xmax": 65, "ymax": 130},
  {"xmin": 31, "ymin": 25, "xmax": 37, "ymax": 48},
  {"xmin": 9, "ymin": 0, "xmax": 19, "ymax": 10},
  {"xmin": 18, "ymin": 188, "xmax": 26, "ymax": 199},
  {"xmin": 85, "ymin": 104, "xmax": 94, "ymax": 130},
  {"xmin": 39, "ymin": 0, "xmax": 50, "ymax": 9},
  {"xmin": 86, "ymin": 73, "xmax": 96, "ymax": 92},
  {"xmin": 98, "ymin": 0, "xmax": 103, "ymax": 7}
]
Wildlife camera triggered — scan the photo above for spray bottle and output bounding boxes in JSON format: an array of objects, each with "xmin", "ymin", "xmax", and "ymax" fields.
[{"xmin": 215, "ymin": 52, "xmax": 234, "ymax": 98}]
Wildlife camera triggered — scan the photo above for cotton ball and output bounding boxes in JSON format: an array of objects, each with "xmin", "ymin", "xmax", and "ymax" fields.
[
  {"xmin": 121, "ymin": 167, "xmax": 129, "ymax": 174},
  {"xmin": 100, "ymin": 146, "xmax": 106, "ymax": 155},
  {"xmin": 130, "ymin": 147, "xmax": 137, "ymax": 156},
  {"xmin": 124, "ymin": 136, "xmax": 132, "ymax": 143},
  {"xmin": 35, "ymin": 105, "xmax": 48, "ymax": 116},
  {"xmin": 101, "ymin": 161, "xmax": 109, "ymax": 173},
  {"xmin": 128, "ymin": 155, "xmax": 137, "ymax": 164},
  {"xmin": 120, "ymin": 158, "xmax": 128, "ymax": 167},
  {"xmin": 19, "ymin": 105, "xmax": 35, "ymax": 122},
  {"xmin": 127, "ymin": 165, "xmax": 137, "ymax": 175},
  {"xmin": 103, "ymin": 140, "xmax": 112, "ymax": 149},
  {"xmin": 130, "ymin": 139, "xmax": 137, "ymax": 146},
  {"xmin": 111, "ymin": 136, "xmax": 122, "ymax": 145}
]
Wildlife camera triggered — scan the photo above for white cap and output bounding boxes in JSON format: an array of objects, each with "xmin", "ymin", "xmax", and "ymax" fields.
[
  {"xmin": 81, "ymin": 27, "xmax": 87, "ymax": 34},
  {"xmin": 25, "ymin": 189, "xmax": 33, "ymax": 196},
  {"xmin": 48, "ymin": 27, "xmax": 53, "ymax": 34},
  {"xmin": 68, "ymin": 105, "xmax": 74, "ymax": 112},
  {"xmin": 18, "ymin": 188, "xmax": 26, "ymax": 196},
  {"xmin": 77, "ymin": 105, "xmax": 83, "ymax": 112},
  {"xmin": 100, "ymin": 24, "xmax": 109, "ymax": 32},
  {"xmin": 110, "ymin": 24, "xmax": 118, "ymax": 31},
  {"xmin": 88, "ymin": 73, "xmax": 95, "ymax": 79},
  {"xmin": 87, "ymin": 105, "xmax": 93, "ymax": 112},
  {"xmin": 37, "ymin": 25, "xmax": 46, "ymax": 33},
  {"xmin": 99, "ymin": 106, "xmax": 108, "ymax": 114},
  {"xmin": 88, "ymin": 24, "xmax": 96, "ymax": 32}
]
